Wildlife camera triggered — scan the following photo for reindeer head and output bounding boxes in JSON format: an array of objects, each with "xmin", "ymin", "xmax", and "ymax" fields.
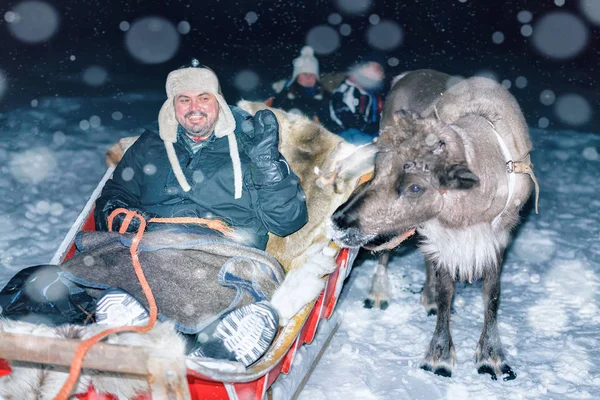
[{"xmin": 329, "ymin": 110, "xmax": 480, "ymax": 250}]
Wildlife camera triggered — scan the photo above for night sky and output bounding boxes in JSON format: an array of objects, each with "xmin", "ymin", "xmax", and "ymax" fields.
[{"xmin": 1, "ymin": 0, "xmax": 598, "ymax": 132}]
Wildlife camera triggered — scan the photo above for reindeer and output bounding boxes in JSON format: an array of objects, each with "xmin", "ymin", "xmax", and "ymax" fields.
[{"xmin": 329, "ymin": 70, "xmax": 539, "ymax": 380}]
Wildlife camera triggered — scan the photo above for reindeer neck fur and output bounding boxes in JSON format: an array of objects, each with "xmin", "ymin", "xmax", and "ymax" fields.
[{"xmin": 419, "ymin": 219, "xmax": 510, "ymax": 282}]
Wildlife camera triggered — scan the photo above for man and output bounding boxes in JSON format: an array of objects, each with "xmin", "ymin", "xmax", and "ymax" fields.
[
  {"xmin": 271, "ymin": 46, "xmax": 334, "ymax": 131},
  {"xmin": 93, "ymin": 61, "xmax": 308, "ymax": 364},
  {"xmin": 329, "ymin": 54, "xmax": 386, "ymax": 144}
]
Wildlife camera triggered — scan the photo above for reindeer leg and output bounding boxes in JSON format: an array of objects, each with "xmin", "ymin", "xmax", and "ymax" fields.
[
  {"xmin": 363, "ymin": 251, "xmax": 391, "ymax": 310},
  {"xmin": 420, "ymin": 264, "xmax": 456, "ymax": 377},
  {"xmin": 475, "ymin": 254, "xmax": 517, "ymax": 381},
  {"xmin": 421, "ymin": 257, "xmax": 438, "ymax": 316}
]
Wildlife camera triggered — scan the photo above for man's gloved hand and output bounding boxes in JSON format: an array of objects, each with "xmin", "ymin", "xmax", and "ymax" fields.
[
  {"xmin": 238, "ymin": 109, "xmax": 289, "ymax": 187},
  {"xmin": 238, "ymin": 109, "xmax": 280, "ymax": 160},
  {"xmin": 97, "ymin": 199, "xmax": 155, "ymax": 233},
  {"xmin": 108, "ymin": 207, "xmax": 155, "ymax": 233}
]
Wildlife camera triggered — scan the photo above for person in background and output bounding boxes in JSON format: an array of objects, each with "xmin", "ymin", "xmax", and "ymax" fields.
[
  {"xmin": 329, "ymin": 54, "xmax": 386, "ymax": 145},
  {"xmin": 271, "ymin": 46, "xmax": 335, "ymax": 131}
]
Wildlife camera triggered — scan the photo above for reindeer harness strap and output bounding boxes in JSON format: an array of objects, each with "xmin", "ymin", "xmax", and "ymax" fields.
[{"xmin": 485, "ymin": 119, "xmax": 540, "ymax": 228}]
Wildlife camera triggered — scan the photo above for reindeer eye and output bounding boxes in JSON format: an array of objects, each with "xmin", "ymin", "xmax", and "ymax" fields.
[
  {"xmin": 438, "ymin": 140, "xmax": 446, "ymax": 148},
  {"xmin": 410, "ymin": 184, "xmax": 421, "ymax": 193}
]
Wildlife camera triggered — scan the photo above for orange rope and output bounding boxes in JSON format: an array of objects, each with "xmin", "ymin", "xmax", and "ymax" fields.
[
  {"xmin": 54, "ymin": 209, "xmax": 235, "ymax": 399},
  {"xmin": 149, "ymin": 216, "xmax": 237, "ymax": 239}
]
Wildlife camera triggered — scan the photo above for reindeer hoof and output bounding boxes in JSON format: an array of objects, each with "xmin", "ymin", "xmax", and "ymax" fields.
[
  {"xmin": 427, "ymin": 308, "xmax": 437, "ymax": 316},
  {"xmin": 434, "ymin": 366, "xmax": 452, "ymax": 377},
  {"xmin": 501, "ymin": 364, "xmax": 517, "ymax": 381},
  {"xmin": 477, "ymin": 365, "xmax": 497, "ymax": 380},
  {"xmin": 363, "ymin": 296, "xmax": 390, "ymax": 310},
  {"xmin": 420, "ymin": 362, "xmax": 452, "ymax": 378},
  {"xmin": 477, "ymin": 363, "xmax": 516, "ymax": 381}
]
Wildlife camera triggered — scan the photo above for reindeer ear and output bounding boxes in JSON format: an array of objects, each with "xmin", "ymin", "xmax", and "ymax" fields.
[
  {"xmin": 393, "ymin": 109, "xmax": 420, "ymax": 126},
  {"xmin": 438, "ymin": 164, "xmax": 480, "ymax": 190}
]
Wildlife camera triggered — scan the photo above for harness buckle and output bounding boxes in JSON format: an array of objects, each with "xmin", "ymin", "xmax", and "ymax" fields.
[{"xmin": 506, "ymin": 160, "xmax": 515, "ymax": 173}]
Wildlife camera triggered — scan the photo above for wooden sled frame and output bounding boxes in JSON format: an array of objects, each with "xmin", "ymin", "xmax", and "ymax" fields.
[{"xmin": 0, "ymin": 167, "xmax": 359, "ymax": 400}]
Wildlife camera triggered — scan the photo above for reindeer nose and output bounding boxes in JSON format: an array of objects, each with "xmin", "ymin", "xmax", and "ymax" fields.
[{"xmin": 331, "ymin": 207, "xmax": 359, "ymax": 231}]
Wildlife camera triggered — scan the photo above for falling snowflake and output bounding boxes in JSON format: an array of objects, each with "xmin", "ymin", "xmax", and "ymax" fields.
[
  {"xmin": 9, "ymin": 147, "xmax": 58, "ymax": 185},
  {"xmin": 339, "ymin": 24, "xmax": 352, "ymax": 37},
  {"xmin": 233, "ymin": 69, "xmax": 260, "ymax": 92},
  {"xmin": 579, "ymin": 0, "xmax": 600, "ymax": 25},
  {"xmin": 366, "ymin": 20, "xmax": 403, "ymax": 51},
  {"xmin": 327, "ymin": 13, "xmax": 342, "ymax": 25},
  {"xmin": 517, "ymin": 10, "xmax": 533, "ymax": 23},
  {"xmin": 245, "ymin": 11, "xmax": 258, "ymax": 25},
  {"xmin": 334, "ymin": 0, "xmax": 372, "ymax": 15},
  {"xmin": 539, "ymin": 89, "xmax": 556, "ymax": 105},
  {"xmin": 125, "ymin": 17, "xmax": 180, "ymax": 64},
  {"xmin": 532, "ymin": 12, "xmax": 589, "ymax": 59},
  {"xmin": 6, "ymin": 1, "xmax": 60, "ymax": 44},
  {"xmin": 306, "ymin": 25, "xmax": 340, "ymax": 55},
  {"xmin": 177, "ymin": 21, "xmax": 191, "ymax": 34},
  {"xmin": 492, "ymin": 31, "xmax": 505, "ymax": 44},
  {"xmin": 554, "ymin": 93, "xmax": 592, "ymax": 126}
]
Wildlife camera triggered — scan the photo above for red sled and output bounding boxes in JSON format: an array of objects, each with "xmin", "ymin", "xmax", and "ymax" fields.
[{"xmin": 0, "ymin": 167, "xmax": 359, "ymax": 399}]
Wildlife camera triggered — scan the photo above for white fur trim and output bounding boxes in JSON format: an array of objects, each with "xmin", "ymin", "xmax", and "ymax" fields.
[
  {"xmin": 227, "ymin": 134, "xmax": 243, "ymax": 199},
  {"xmin": 271, "ymin": 244, "xmax": 337, "ymax": 326},
  {"xmin": 158, "ymin": 99, "xmax": 179, "ymax": 143},
  {"xmin": 164, "ymin": 141, "xmax": 191, "ymax": 192}
]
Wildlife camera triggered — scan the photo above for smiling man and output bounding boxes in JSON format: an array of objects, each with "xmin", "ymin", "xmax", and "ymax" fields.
[{"xmin": 88, "ymin": 61, "xmax": 309, "ymax": 364}]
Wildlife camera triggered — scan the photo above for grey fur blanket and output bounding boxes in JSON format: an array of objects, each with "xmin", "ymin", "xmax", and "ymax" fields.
[{"xmin": 61, "ymin": 230, "xmax": 285, "ymax": 334}]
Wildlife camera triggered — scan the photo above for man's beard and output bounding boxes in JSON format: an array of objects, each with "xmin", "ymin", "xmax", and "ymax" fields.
[{"xmin": 182, "ymin": 111, "xmax": 217, "ymax": 139}]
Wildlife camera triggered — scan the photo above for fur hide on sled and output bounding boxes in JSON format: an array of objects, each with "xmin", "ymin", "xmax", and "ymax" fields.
[{"xmin": 0, "ymin": 319, "xmax": 185, "ymax": 400}]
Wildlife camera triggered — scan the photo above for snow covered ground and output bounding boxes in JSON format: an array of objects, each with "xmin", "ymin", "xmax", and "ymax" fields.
[{"xmin": 1, "ymin": 93, "xmax": 599, "ymax": 399}]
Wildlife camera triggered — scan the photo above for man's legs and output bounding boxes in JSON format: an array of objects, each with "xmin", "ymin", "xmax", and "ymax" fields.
[{"xmin": 94, "ymin": 288, "xmax": 278, "ymax": 367}]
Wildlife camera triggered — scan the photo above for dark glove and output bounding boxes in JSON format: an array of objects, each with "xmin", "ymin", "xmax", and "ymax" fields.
[
  {"xmin": 96, "ymin": 199, "xmax": 155, "ymax": 233},
  {"xmin": 238, "ymin": 109, "xmax": 289, "ymax": 186}
]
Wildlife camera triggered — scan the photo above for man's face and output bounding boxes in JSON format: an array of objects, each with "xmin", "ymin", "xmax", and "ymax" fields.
[
  {"xmin": 174, "ymin": 91, "xmax": 219, "ymax": 139},
  {"xmin": 297, "ymin": 73, "xmax": 317, "ymax": 88}
]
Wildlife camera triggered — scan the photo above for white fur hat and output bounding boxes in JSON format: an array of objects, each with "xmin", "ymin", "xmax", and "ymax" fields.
[
  {"xmin": 158, "ymin": 65, "xmax": 242, "ymax": 199},
  {"xmin": 291, "ymin": 46, "xmax": 320, "ymax": 82}
]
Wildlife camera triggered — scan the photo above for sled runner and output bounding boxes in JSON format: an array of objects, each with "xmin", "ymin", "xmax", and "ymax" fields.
[{"xmin": 0, "ymin": 166, "xmax": 359, "ymax": 400}]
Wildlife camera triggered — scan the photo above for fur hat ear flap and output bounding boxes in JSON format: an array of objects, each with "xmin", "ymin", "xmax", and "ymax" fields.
[
  {"xmin": 158, "ymin": 98, "xmax": 179, "ymax": 143},
  {"xmin": 158, "ymin": 98, "xmax": 192, "ymax": 192}
]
